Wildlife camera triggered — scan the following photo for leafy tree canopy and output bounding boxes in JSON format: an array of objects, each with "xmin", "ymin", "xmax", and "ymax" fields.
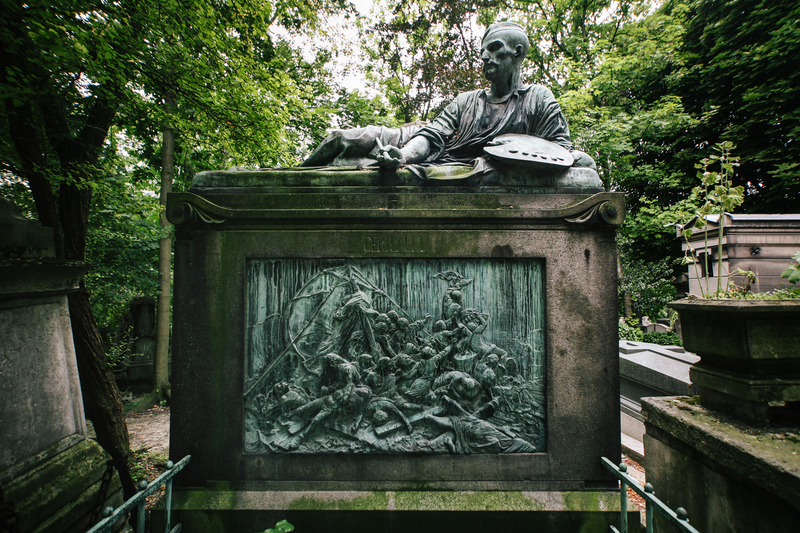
[{"xmin": 680, "ymin": 0, "xmax": 800, "ymax": 212}]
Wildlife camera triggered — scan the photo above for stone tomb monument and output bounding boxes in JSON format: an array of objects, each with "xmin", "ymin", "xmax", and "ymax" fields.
[
  {"xmin": 164, "ymin": 22, "xmax": 628, "ymax": 532},
  {"xmin": 0, "ymin": 198, "xmax": 122, "ymax": 532}
]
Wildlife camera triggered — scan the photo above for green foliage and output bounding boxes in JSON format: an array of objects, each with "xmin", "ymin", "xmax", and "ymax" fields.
[
  {"xmin": 514, "ymin": 0, "xmax": 645, "ymax": 93},
  {"xmin": 107, "ymin": 0, "xmax": 350, "ymax": 174},
  {"xmin": 641, "ymin": 331, "xmax": 682, "ymax": 347},
  {"xmin": 330, "ymin": 90, "xmax": 401, "ymax": 129},
  {"xmin": 258, "ymin": 520, "xmax": 294, "ymax": 533},
  {"xmin": 782, "ymin": 252, "xmax": 800, "ymax": 286},
  {"xmin": 680, "ymin": 267, "xmax": 800, "ymax": 299},
  {"xmin": 130, "ymin": 448, "xmax": 170, "ymax": 484},
  {"xmin": 619, "ymin": 256, "xmax": 677, "ymax": 319},
  {"xmin": 698, "ymin": 288, "xmax": 800, "ymax": 300},
  {"xmin": 618, "ymin": 318, "xmax": 643, "ymax": 342},
  {"xmin": 680, "ymin": 0, "xmax": 800, "ymax": 213},
  {"xmin": 1, "ymin": 0, "xmax": 353, "ymax": 367},
  {"xmin": 105, "ymin": 326, "xmax": 134, "ymax": 369},
  {"xmin": 620, "ymin": 322, "xmax": 683, "ymax": 346},
  {"xmin": 362, "ymin": 0, "xmax": 486, "ymax": 123},
  {"xmin": 556, "ymin": 2, "xmax": 701, "ymax": 295},
  {"xmin": 680, "ymin": 142, "xmax": 745, "ymax": 297},
  {"xmin": 84, "ymin": 172, "xmax": 162, "ymax": 344},
  {"xmin": 689, "ymin": 142, "xmax": 744, "ymax": 221}
]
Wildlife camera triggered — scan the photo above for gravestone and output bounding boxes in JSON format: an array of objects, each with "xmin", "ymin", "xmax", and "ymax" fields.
[
  {"xmin": 618, "ymin": 340, "xmax": 699, "ymax": 461},
  {"xmin": 164, "ymin": 168, "xmax": 627, "ymax": 532},
  {"xmin": 0, "ymin": 198, "xmax": 122, "ymax": 532},
  {"xmin": 114, "ymin": 296, "xmax": 157, "ymax": 390}
]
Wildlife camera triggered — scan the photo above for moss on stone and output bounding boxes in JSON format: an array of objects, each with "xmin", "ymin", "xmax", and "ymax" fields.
[
  {"xmin": 393, "ymin": 490, "xmax": 546, "ymax": 511},
  {"xmin": 287, "ymin": 492, "xmax": 390, "ymax": 511},
  {"xmin": 563, "ymin": 490, "xmax": 603, "ymax": 511}
]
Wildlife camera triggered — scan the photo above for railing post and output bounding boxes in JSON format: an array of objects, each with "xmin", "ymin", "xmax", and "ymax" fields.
[
  {"xmin": 137, "ymin": 479, "xmax": 147, "ymax": 533},
  {"xmin": 164, "ymin": 460, "xmax": 174, "ymax": 533},
  {"xmin": 601, "ymin": 457, "xmax": 700, "ymax": 533},
  {"xmin": 85, "ymin": 455, "xmax": 190, "ymax": 533},
  {"xmin": 618, "ymin": 462, "xmax": 628, "ymax": 533},
  {"xmin": 644, "ymin": 482, "xmax": 654, "ymax": 533}
]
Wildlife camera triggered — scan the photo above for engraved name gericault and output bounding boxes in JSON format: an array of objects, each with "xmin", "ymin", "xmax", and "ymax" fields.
[
  {"xmin": 363, "ymin": 234, "xmax": 425, "ymax": 254},
  {"xmin": 244, "ymin": 260, "xmax": 545, "ymax": 454}
]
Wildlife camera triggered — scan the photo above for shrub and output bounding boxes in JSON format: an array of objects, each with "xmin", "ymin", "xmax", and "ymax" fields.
[
  {"xmin": 642, "ymin": 331, "xmax": 682, "ymax": 347},
  {"xmin": 618, "ymin": 319, "xmax": 643, "ymax": 342}
]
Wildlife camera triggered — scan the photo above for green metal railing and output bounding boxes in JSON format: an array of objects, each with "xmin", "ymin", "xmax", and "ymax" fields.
[
  {"xmin": 86, "ymin": 454, "xmax": 191, "ymax": 533},
  {"xmin": 601, "ymin": 457, "xmax": 700, "ymax": 533}
]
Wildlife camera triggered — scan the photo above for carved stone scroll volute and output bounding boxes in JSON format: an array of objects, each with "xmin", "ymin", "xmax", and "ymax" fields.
[{"xmin": 564, "ymin": 196, "xmax": 625, "ymax": 227}]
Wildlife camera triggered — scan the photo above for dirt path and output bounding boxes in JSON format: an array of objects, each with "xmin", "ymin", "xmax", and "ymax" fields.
[{"xmin": 126, "ymin": 405, "xmax": 170, "ymax": 455}]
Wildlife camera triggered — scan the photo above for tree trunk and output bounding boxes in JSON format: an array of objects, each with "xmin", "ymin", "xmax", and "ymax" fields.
[
  {"xmin": 69, "ymin": 282, "xmax": 136, "ymax": 498},
  {"xmin": 60, "ymin": 179, "xmax": 137, "ymax": 499},
  {"xmin": 153, "ymin": 94, "xmax": 175, "ymax": 401}
]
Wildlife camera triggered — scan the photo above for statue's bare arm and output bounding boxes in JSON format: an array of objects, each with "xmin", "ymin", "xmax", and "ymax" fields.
[{"xmin": 376, "ymin": 136, "xmax": 431, "ymax": 170}]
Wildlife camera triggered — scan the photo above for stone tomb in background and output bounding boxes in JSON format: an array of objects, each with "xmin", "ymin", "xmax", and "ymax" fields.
[{"xmin": 165, "ymin": 169, "xmax": 628, "ymax": 532}]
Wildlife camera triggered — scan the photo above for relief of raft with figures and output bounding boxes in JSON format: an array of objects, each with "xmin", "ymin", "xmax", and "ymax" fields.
[{"xmin": 243, "ymin": 259, "xmax": 546, "ymax": 454}]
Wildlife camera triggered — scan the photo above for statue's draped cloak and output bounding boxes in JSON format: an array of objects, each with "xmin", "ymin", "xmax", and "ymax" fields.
[{"xmin": 412, "ymin": 84, "xmax": 574, "ymax": 165}]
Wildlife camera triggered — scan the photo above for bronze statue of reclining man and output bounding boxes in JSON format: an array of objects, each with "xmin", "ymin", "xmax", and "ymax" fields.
[{"xmin": 301, "ymin": 21, "xmax": 596, "ymax": 177}]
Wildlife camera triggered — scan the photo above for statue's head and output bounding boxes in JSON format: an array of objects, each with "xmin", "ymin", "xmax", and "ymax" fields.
[
  {"xmin": 481, "ymin": 22, "xmax": 529, "ymax": 80},
  {"xmin": 482, "ymin": 22, "xmax": 529, "ymax": 58}
]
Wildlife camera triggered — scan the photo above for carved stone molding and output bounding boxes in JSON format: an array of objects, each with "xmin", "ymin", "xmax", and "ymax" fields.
[
  {"xmin": 564, "ymin": 195, "xmax": 625, "ymax": 226},
  {"xmin": 167, "ymin": 190, "xmax": 625, "ymax": 228}
]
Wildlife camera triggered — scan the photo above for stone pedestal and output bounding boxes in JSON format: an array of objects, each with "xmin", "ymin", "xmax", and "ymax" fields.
[
  {"xmin": 643, "ymin": 397, "xmax": 800, "ymax": 533},
  {"xmin": 166, "ymin": 169, "xmax": 626, "ymax": 531},
  {"xmin": 669, "ymin": 299, "xmax": 800, "ymax": 424},
  {"xmin": 0, "ymin": 199, "xmax": 121, "ymax": 532}
]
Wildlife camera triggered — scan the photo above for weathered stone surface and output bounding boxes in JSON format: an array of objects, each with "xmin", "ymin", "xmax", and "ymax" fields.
[
  {"xmin": 167, "ymin": 181, "xmax": 624, "ymax": 528},
  {"xmin": 643, "ymin": 396, "xmax": 800, "ymax": 533},
  {"xmin": 191, "ymin": 166, "xmax": 604, "ymax": 190},
  {"xmin": 669, "ymin": 299, "xmax": 800, "ymax": 363},
  {"xmin": 619, "ymin": 341, "xmax": 698, "ymax": 396},
  {"xmin": 154, "ymin": 489, "xmax": 636, "ymax": 533},
  {"xmin": 0, "ymin": 197, "xmax": 55, "ymax": 259},
  {"xmin": 668, "ymin": 299, "xmax": 800, "ymax": 422},
  {"xmin": 618, "ymin": 341, "xmax": 699, "ymax": 461},
  {"xmin": 0, "ymin": 202, "xmax": 119, "ymax": 533},
  {"xmin": 1, "ymin": 437, "xmax": 123, "ymax": 533},
  {"xmin": 1, "ymin": 225, "xmax": 89, "ymax": 471},
  {"xmin": 0, "ymin": 298, "xmax": 87, "ymax": 470}
]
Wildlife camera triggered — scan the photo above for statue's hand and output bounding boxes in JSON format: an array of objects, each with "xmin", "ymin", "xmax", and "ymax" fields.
[{"xmin": 375, "ymin": 140, "xmax": 406, "ymax": 171}]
